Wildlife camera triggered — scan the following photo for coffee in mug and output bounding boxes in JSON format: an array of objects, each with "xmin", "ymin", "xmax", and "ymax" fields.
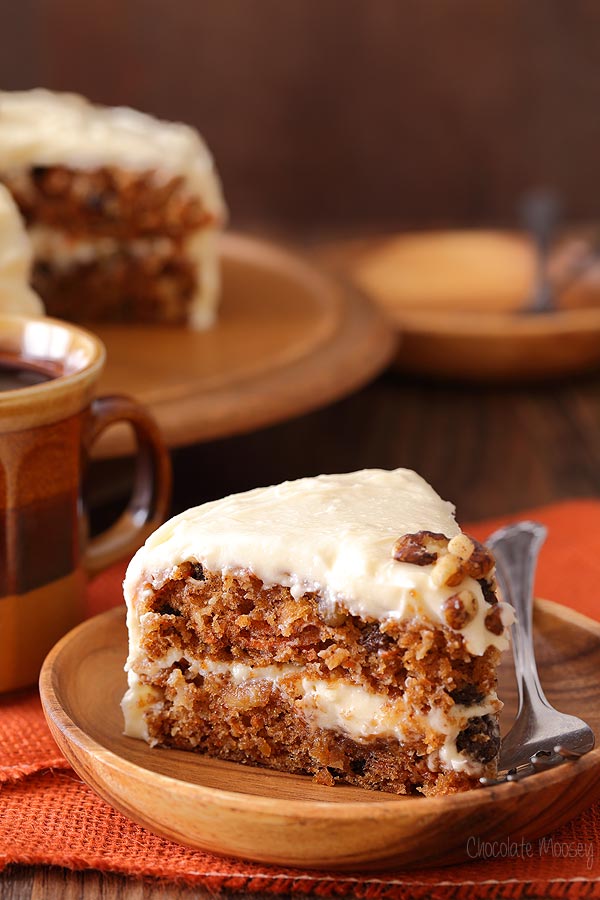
[{"xmin": 0, "ymin": 355, "xmax": 58, "ymax": 391}]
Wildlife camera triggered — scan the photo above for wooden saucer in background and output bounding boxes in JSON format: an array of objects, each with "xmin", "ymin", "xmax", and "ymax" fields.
[{"xmin": 318, "ymin": 229, "xmax": 600, "ymax": 382}]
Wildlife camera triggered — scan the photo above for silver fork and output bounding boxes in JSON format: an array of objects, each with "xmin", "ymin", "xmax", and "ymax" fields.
[{"xmin": 481, "ymin": 521, "xmax": 595, "ymax": 786}]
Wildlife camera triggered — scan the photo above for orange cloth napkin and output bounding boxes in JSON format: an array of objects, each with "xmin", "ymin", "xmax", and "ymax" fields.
[{"xmin": 1, "ymin": 499, "xmax": 600, "ymax": 897}]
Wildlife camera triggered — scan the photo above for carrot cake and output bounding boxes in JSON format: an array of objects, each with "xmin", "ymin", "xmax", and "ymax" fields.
[
  {"xmin": 0, "ymin": 183, "xmax": 43, "ymax": 316},
  {"xmin": 122, "ymin": 469, "xmax": 514, "ymax": 796},
  {"xmin": 0, "ymin": 89, "xmax": 225, "ymax": 327}
]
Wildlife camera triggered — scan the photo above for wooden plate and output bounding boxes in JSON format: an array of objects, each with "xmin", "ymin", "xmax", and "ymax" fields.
[
  {"xmin": 39, "ymin": 600, "xmax": 600, "ymax": 872},
  {"xmin": 317, "ymin": 230, "xmax": 600, "ymax": 382},
  {"xmin": 92, "ymin": 232, "xmax": 396, "ymax": 458}
]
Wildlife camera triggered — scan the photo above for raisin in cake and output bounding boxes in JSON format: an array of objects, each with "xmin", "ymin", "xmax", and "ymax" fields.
[
  {"xmin": 122, "ymin": 469, "xmax": 513, "ymax": 796},
  {"xmin": 0, "ymin": 183, "xmax": 43, "ymax": 316},
  {"xmin": 0, "ymin": 89, "xmax": 225, "ymax": 327}
]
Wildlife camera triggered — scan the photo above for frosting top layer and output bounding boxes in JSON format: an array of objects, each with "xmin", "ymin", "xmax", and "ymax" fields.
[
  {"xmin": 0, "ymin": 89, "xmax": 225, "ymax": 217},
  {"xmin": 125, "ymin": 469, "xmax": 511, "ymax": 656},
  {"xmin": 0, "ymin": 184, "xmax": 43, "ymax": 315}
]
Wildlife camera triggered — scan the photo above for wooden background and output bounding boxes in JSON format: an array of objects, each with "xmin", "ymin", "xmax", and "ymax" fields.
[
  {"xmin": 3, "ymin": 6, "xmax": 600, "ymax": 896},
  {"xmin": 3, "ymin": 0, "xmax": 600, "ymax": 231}
]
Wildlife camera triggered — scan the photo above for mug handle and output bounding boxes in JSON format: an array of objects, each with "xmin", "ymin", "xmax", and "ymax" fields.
[{"xmin": 83, "ymin": 395, "xmax": 172, "ymax": 578}]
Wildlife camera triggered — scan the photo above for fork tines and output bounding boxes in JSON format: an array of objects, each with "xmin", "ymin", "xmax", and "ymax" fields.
[{"xmin": 480, "ymin": 745, "xmax": 589, "ymax": 787}]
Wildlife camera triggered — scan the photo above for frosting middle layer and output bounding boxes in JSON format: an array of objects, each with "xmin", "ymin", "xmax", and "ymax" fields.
[{"xmin": 122, "ymin": 654, "xmax": 501, "ymax": 775}]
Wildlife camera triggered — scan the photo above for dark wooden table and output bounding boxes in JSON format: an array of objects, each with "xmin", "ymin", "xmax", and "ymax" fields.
[{"xmin": 4, "ymin": 365, "xmax": 600, "ymax": 898}]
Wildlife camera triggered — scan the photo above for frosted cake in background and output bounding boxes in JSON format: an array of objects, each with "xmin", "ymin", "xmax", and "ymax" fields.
[
  {"xmin": 0, "ymin": 183, "xmax": 43, "ymax": 316},
  {"xmin": 122, "ymin": 468, "xmax": 514, "ymax": 796},
  {"xmin": 0, "ymin": 89, "xmax": 226, "ymax": 328}
]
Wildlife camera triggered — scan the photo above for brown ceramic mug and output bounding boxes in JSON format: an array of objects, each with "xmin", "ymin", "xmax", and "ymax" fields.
[{"xmin": 0, "ymin": 314, "xmax": 171, "ymax": 692}]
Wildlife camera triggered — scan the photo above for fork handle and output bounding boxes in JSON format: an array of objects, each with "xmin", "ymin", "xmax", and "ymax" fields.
[{"xmin": 486, "ymin": 521, "xmax": 552, "ymax": 715}]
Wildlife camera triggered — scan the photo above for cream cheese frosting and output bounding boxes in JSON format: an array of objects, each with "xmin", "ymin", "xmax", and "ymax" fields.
[
  {"xmin": 0, "ymin": 184, "xmax": 43, "ymax": 315},
  {"xmin": 124, "ymin": 468, "xmax": 513, "ymax": 658},
  {"xmin": 0, "ymin": 89, "xmax": 225, "ymax": 220}
]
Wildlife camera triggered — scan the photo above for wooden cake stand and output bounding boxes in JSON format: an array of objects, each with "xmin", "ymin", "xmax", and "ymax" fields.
[{"xmin": 92, "ymin": 232, "xmax": 396, "ymax": 458}]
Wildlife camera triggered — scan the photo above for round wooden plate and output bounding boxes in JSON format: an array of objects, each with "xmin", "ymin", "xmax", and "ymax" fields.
[
  {"xmin": 39, "ymin": 600, "xmax": 600, "ymax": 872},
  {"xmin": 317, "ymin": 231, "xmax": 600, "ymax": 382},
  {"xmin": 92, "ymin": 232, "xmax": 396, "ymax": 458}
]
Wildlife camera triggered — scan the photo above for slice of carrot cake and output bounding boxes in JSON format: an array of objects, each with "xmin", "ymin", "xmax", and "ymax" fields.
[
  {"xmin": 122, "ymin": 469, "xmax": 513, "ymax": 796},
  {"xmin": 0, "ymin": 89, "xmax": 225, "ymax": 327}
]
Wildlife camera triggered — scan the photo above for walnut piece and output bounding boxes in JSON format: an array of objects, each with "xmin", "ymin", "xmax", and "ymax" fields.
[
  {"xmin": 431, "ymin": 553, "xmax": 464, "ymax": 587},
  {"xmin": 393, "ymin": 530, "xmax": 497, "ymax": 602},
  {"xmin": 392, "ymin": 531, "xmax": 449, "ymax": 566},
  {"xmin": 484, "ymin": 605, "xmax": 504, "ymax": 635},
  {"xmin": 441, "ymin": 589, "xmax": 478, "ymax": 629},
  {"xmin": 446, "ymin": 533, "xmax": 475, "ymax": 560},
  {"xmin": 448, "ymin": 534, "xmax": 495, "ymax": 579}
]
